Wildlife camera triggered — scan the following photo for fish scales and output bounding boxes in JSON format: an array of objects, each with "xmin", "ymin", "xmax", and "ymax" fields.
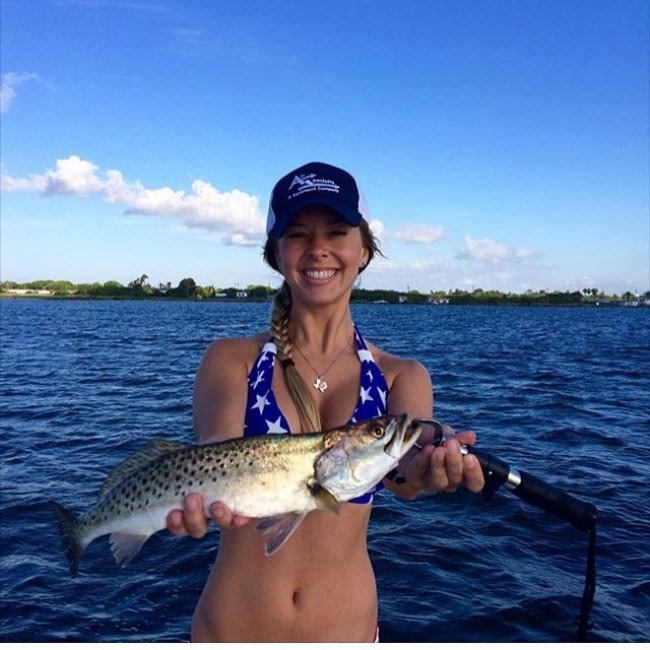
[
  {"xmin": 50, "ymin": 414, "xmax": 420, "ymax": 575},
  {"xmin": 81, "ymin": 434, "xmax": 326, "ymax": 536}
]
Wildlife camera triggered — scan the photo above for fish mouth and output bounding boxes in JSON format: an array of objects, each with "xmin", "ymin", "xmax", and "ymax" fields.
[{"xmin": 384, "ymin": 414, "xmax": 422, "ymax": 459}]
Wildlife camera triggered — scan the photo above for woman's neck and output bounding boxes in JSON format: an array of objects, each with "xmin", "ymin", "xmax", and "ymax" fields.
[{"xmin": 288, "ymin": 304, "xmax": 355, "ymax": 354}]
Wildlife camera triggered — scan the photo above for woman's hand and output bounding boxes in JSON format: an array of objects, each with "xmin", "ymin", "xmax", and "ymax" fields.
[
  {"xmin": 407, "ymin": 429, "xmax": 485, "ymax": 493},
  {"xmin": 390, "ymin": 423, "xmax": 485, "ymax": 497},
  {"xmin": 166, "ymin": 494, "xmax": 250, "ymax": 538}
]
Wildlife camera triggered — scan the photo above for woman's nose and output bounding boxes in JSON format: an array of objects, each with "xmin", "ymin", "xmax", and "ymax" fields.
[{"xmin": 305, "ymin": 235, "xmax": 329, "ymax": 258}]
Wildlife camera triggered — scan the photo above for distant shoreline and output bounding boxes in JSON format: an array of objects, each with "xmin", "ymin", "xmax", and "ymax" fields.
[
  {"xmin": 3, "ymin": 278, "xmax": 649, "ymax": 307},
  {"xmin": 2, "ymin": 291, "xmax": 647, "ymax": 308}
]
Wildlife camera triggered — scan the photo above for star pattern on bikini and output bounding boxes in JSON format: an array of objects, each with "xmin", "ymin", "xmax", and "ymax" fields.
[
  {"xmin": 250, "ymin": 370, "xmax": 265, "ymax": 390},
  {"xmin": 252, "ymin": 391, "xmax": 270, "ymax": 414},
  {"xmin": 266, "ymin": 415, "xmax": 288, "ymax": 434},
  {"xmin": 258, "ymin": 343, "xmax": 275, "ymax": 366},
  {"xmin": 358, "ymin": 349, "xmax": 373, "ymax": 363}
]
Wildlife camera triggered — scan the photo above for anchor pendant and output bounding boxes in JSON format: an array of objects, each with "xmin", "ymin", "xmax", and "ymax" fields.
[{"xmin": 313, "ymin": 377, "xmax": 328, "ymax": 392}]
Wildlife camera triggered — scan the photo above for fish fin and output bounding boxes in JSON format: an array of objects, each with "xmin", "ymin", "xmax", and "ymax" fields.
[
  {"xmin": 312, "ymin": 485, "xmax": 341, "ymax": 514},
  {"xmin": 109, "ymin": 531, "xmax": 151, "ymax": 566},
  {"xmin": 50, "ymin": 501, "xmax": 84, "ymax": 577},
  {"xmin": 99, "ymin": 439, "xmax": 187, "ymax": 499},
  {"xmin": 255, "ymin": 512, "xmax": 307, "ymax": 556}
]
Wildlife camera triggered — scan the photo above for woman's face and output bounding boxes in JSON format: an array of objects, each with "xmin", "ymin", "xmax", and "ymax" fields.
[{"xmin": 275, "ymin": 206, "xmax": 369, "ymax": 307}]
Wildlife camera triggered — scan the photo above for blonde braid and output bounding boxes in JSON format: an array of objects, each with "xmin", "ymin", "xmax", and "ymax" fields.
[{"xmin": 270, "ymin": 281, "xmax": 322, "ymax": 432}]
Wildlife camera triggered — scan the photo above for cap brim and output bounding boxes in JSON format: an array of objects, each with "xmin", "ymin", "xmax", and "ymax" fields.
[{"xmin": 272, "ymin": 195, "xmax": 362, "ymax": 238}]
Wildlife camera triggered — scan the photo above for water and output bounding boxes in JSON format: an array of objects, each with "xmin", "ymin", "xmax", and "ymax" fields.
[{"xmin": 1, "ymin": 299, "xmax": 648, "ymax": 642}]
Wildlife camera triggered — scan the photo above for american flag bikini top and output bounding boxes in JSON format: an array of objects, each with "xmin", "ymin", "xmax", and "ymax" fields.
[{"xmin": 244, "ymin": 323, "xmax": 389, "ymax": 504}]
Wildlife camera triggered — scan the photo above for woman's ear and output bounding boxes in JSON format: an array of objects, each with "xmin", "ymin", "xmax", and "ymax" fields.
[{"xmin": 359, "ymin": 250, "xmax": 370, "ymax": 272}]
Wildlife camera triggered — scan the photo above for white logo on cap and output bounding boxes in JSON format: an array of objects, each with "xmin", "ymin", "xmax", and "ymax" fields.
[{"xmin": 288, "ymin": 173, "xmax": 340, "ymax": 200}]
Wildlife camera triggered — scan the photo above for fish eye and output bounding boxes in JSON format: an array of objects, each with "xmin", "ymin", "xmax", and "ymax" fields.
[{"xmin": 371, "ymin": 426, "xmax": 384, "ymax": 438}]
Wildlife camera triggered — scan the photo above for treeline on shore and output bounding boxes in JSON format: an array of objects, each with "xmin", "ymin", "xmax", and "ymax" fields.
[{"xmin": 2, "ymin": 277, "xmax": 648, "ymax": 306}]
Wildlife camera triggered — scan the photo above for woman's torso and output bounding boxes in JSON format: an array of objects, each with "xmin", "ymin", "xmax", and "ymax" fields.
[
  {"xmin": 191, "ymin": 326, "xmax": 392, "ymax": 642},
  {"xmin": 191, "ymin": 504, "xmax": 378, "ymax": 641}
]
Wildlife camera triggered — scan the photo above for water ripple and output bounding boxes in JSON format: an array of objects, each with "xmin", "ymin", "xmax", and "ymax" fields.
[{"xmin": 1, "ymin": 300, "xmax": 648, "ymax": 641}]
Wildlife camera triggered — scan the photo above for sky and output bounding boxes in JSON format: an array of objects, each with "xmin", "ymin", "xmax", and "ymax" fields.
[{"xmin": 1, "ymin": 0, "xmax": 648, "ymax": 295}]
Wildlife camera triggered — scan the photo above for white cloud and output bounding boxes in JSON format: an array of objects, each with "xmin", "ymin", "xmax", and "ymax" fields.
[
  {"xmin": 392, "ymin": 223, "xmax": 446, "ymax": 244},
  {"xmin": 364, "ymin": 253, "xmax": 549, "ymax": 293},
  {"xmin": 459, "ymin": 235, "xmax": 536, "ymax": 263},
  {"xmin": 1, "ymin": 72, "xmax": 42, "ymax": 113},
  {"xmin": 2, "ymin": 155, "xmax": 392, "ymax": 247},
  {"xmin": 361, "ymin": 231, "xmax": 544, "ymax": 292},
  {"xmin": 1, "ymin": 155, "xmax": 267, "ymax": 244}
]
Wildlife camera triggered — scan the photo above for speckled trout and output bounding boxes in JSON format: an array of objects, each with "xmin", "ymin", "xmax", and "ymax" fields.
[{"xmin": 51, "ymin": 413, "xmax": 420, "ymax": 576}]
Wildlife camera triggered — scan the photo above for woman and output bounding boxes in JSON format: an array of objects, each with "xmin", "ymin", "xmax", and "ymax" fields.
[{"xmin": 166, "ymin": 162, "xmax": 485, "ymax": 642}]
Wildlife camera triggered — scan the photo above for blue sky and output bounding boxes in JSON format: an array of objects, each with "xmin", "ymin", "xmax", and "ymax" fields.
[{"xmin": 1, "ymin": 0, "xmax": 648, "ymax": 294}]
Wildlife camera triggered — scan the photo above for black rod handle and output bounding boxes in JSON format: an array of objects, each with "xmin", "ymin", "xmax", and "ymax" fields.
[
  {"xmin": 468, "ymin": 446, "xmax": 597, "ymax": 532},
  {"xmin": 510, "ymin": 469, "xmax": 597, "ymax": 533}
]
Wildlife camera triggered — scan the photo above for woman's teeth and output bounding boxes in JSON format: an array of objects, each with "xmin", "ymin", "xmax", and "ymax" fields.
[{"xmin": 304, "ymin": 269, "xmax": 335, "ymax": 280}]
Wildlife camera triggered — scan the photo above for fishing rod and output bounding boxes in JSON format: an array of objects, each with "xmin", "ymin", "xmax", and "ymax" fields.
[{"xmin": 412, "ymin": 418, "xmax": 598, "ymax": 642}]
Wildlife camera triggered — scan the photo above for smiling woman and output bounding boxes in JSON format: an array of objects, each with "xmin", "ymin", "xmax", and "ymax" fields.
[
  {"xmin": 264, "ymin": 207, "xmax": 373, "ymax": 314},
  {"xmin": 165, "ymin": 161, "xmax": 484, "ymax": 642}
]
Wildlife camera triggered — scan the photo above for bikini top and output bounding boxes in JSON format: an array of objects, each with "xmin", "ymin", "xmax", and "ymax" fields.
[{"xmin": 244, "ymin": 323, "xmax": 389, "ymax": 504}]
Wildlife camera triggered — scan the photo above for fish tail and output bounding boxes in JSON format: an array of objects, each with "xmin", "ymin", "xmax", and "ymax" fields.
[{"xmin": 50, "ymin": 501, "xmax": 84, "ymax": 577}]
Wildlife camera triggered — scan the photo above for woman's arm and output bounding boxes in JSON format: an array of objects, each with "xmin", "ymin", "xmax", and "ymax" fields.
[
  {"xmin": 382, "ymin": 356, "xmax": 484, "ymax": 499},
  {"xmin": 192, "ymin": 338, "xmax": 251, "ymax": 444},
  {"xmin": 166, "ymin": 337, "xmax": 256, "ymax": 538}
]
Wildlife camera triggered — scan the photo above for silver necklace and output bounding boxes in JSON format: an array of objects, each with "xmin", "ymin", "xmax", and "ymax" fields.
[{"xmin": 293, "ymin": 340, "xmax": 351, "ymax": 393}]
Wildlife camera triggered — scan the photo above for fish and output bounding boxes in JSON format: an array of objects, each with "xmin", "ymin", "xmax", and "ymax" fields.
[{"xmin": 51, "ymin": 413, "xmax": 421, "ymax": 576}]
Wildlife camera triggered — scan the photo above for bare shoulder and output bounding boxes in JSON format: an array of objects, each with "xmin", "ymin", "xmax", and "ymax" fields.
[
  {"xmin": 366, "ymin": 341, "xmax": 433, "ymax": 418},
  {"xmin": 193, "ymin": 332, "xmax": 268, "ymax": 442},
  {"xmin": 196, "ymin": 332, "xmax": 269, "ymax": 390},
  {"xmin": 200, "ymin": 332, "xmax": 268, "ymax": 365}
]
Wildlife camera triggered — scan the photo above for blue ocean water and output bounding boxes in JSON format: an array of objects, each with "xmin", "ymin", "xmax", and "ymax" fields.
[{"xmin": 1, "ymin": 299, "xmax": 648, "ymax": 642}]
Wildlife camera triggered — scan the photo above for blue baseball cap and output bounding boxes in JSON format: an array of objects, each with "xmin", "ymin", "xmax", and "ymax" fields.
[{"xmin": 266, "ymin": 162, "xmax": 369, "ymax": 238}]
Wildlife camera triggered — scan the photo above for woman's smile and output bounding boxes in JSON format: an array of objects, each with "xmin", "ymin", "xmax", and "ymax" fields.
[
  {"xmin": 274, "ymin": 206, "xmax": 368, "ymax": 305},
  {"xmin": 302, "ymin": 268, "xmax": 337, "ymax": 282}
]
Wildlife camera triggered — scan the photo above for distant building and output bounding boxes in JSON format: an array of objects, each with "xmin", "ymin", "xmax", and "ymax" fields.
[{"xmin": 5, "ymin": 289, "xmax": 53, "ymax": 296}]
